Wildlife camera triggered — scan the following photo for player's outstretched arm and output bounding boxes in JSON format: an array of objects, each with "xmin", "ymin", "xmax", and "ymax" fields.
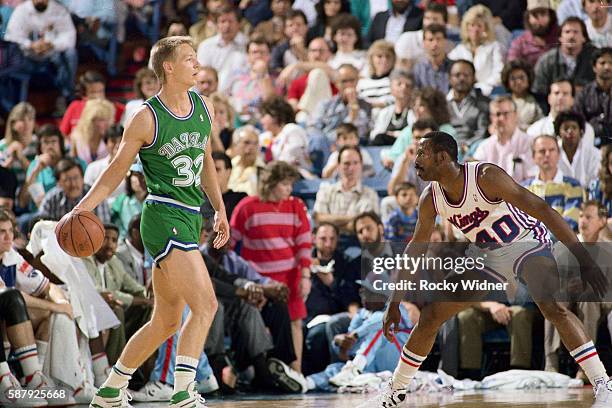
[{"xmin": 75, "ymin": 107, "xmax": 152, "ymax": 212}]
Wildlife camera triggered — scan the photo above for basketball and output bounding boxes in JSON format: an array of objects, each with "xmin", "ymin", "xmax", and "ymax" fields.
[{"xmin": 55, "ymin": 211, "xmax": 105, "ymax": 257}]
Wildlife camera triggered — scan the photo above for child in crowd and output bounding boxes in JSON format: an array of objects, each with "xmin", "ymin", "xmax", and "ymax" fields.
[
  {"xmin": 384, "ymin": 182, "xmax": 419, "ymax": 241},
  {"xmin": 322, "ymin": 123, "xmax": 374, "ymax": 179}
]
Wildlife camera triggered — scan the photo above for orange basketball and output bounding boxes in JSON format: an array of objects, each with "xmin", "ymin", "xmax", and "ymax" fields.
[{"xmin": 55, "ymin": 211, "xmax": 105, "ymax": 257}]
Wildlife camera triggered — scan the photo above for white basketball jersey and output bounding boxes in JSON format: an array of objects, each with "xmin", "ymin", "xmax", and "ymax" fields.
[{"xmin": 431, "ymin": 162, "xmax": 550, "ymax": 244}]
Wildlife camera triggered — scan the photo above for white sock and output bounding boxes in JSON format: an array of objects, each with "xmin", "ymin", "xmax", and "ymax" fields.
[
  {"xmin": 92, "ymin": 352, "xmax": 111, "ymax": 382},
  {"xmin": 102, "ymin": 360, "xmax": 136, "ymax": 390},
  {"xmin": 352, "ymin": 354, "xmax": 367, "ymax": 372},
  {"xmin": 14, "ymin": 345, "xmax": 41, "ymax": 382},
  {"xmin": 36, "ymin": 341, "xmax": 48, "ymax": 366},
  {"xmin": 174, "ymin": 355, "xmax": 198, "ymax": 393},
  {"xmin": 570, "ymin": 341, "xmax": 609, "ymax": 389},
  {"xmin": 0, "ymin": 361, "xmax": 10, "ymax": 381},
  {"xmin": 392, "ymin": 345, "xmax": 426, "ymax": 390}
]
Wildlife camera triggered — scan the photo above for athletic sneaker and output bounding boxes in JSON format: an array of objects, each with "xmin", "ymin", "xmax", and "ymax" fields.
[
  {"xmin": 593, "ymin": 379, "xmax": 612, "ymax": 408},
  {"xmin": 0, "ymin": 372, "xmax": 46, "ymax": 407},
  {"xmin": 131, "ymin": 381, "xmax": 173, "ymax": 402},
  {"xmin": 25, "ymin": 371, "xmax": 76, "ymax": 406},
  {"xmin": 197, "ymin": 374, "xmax": 220, "ymax": 394},
  {"xmin": 267, "ymin": 358, "xmax": 308, "ymax": 393},
  {"xmin": 169, "ymin": 381, "xmax": 208, "ymax": 408},
  {"xmin": 330, "ymin": 361, "xmax": 362, "ymax": 387},
  {"xmin": 378, "ymin": 379, "xmax": 407, "ymax": 408},
  {"xmin": 89, "ymin": 386, "xmax": 133, "ymax": 408}
]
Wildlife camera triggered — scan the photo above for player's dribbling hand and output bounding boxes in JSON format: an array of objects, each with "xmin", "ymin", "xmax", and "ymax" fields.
[
  {"xmin": 212, "ymin": 209, "xmax": 230, "ymax": 249},
  {"xmin": 383, "ymin": 301, "xmax": 401, "ymax": 342}
]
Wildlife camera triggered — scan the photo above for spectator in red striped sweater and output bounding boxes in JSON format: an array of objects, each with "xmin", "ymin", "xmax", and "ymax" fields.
[{"xmin": 230, "ymin": 161, "xmax": 313, "ymax": 378}]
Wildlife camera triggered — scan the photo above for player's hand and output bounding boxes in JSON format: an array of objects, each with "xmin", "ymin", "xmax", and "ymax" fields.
[
  {"xmin": 580, "ymin": 259, "xmax": 608, "ymax": 299},
  {"xmin": 212, "ymin": 208, "xmax": 229, "ymax": 249},
  {"xmin": 383, "ymin": 301, "xmax": 402, "ymax": 342}
]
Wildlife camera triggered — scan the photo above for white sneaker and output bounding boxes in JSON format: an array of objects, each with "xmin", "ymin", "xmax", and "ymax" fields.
[
  {"xmin": 0, "ymin": 372, "xmax": 47, "ymax": 407},
  {"xmin": 25, "ymin": 371, "xmax": 76, "ymax": 406},
  {"xmin": 197, "ymin": 375, "xmax": 219, "ymax": 394},
  {"xmin": 378, "ymin": 379, "xmax": 408, "ymax": 408},
  {"xmin": 266, "ymin": 358, "xmax": 308, "ymax": 393},
  {"xmin": 73, "ymin": 381, "xmax": 97, "ymax": 404},
  {"xmin": 89, "ymin": 386, "xmax": 133, "ymax": 408},
  {"xmin": 330, "ymin": 361, "xmax": 362, "ymax": 387},
  {"xmin": 593, "ymin": 379, "xmax": 612, "ymax": 408},
  {"xmin": 131, "ymin": 380, "xmax": 173, "ymax": 402},
  {"xmin": 169, "ymin": 381, "xmax": 208, "ymax": 407}
]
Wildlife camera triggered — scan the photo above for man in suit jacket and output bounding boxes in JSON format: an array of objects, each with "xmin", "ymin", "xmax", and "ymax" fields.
[
  {"xmin": 115, "ymin": 214, "xmax": 149, "ymax": 287},
  {"xmin": 367, "ymin": 0, "xmax": 423, "ymax": 45}
]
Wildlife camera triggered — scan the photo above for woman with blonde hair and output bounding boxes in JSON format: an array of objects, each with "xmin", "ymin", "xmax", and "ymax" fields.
[
  {"xmin": 448, "ymin": 4, "xmax": 504, "ymax": 96},
  {"xmin": 0, "ymin": 102, "xmax": 37, "ymax": 183},
  {"xmin": 357, "ymin": 40, "xmax": 395, "ymax": 121},
  {"xmin": 210, "ymin": 92, "xmax": 235, "ymax": 153},
  {"xmin": 70, "ymin": 99, "xmax": 115, "ymax": 164}
]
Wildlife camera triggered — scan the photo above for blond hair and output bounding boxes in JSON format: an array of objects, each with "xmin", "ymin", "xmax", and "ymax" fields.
[
  {"xmin": 4, "ymin": 102, "xmax": 35, "ymax": 143},
  {"xmin": 367, "ymin": 40, "xmax": 396, "ymax": 78},
  {"xmin": 73, "ymin": 99, "xmax": 115, "ymax": 146},
  {"xmin": 150, "ymin": 36, "xmax": 195, "ymax": 84},
  {"xmin": 460, "ymin": 4, "xmax": 496, "ymax": 46}
]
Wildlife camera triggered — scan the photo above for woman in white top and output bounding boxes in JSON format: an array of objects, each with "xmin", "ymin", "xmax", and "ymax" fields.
[
  {"xmin": 121, "ymin": 68, "xmax": 160, "ymax": 125},
  {"xmin": 357, "ymin": 40, "xmax": 395, "ymax": 122},
  {"xmin": 448, "ymin": 4, "xmax": 504, "ymax": 96},
  {"xmin": 328, "ymin": 13, "xmax": 366, "ymax": 72}
]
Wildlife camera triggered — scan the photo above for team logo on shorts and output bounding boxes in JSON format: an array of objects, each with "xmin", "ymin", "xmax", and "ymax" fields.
[{"xmin": 172, "ymin": 227, "xmax": 178, "ymax": 235}]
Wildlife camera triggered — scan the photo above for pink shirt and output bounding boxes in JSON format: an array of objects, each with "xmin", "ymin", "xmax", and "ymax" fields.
[
  {"xmin": 74, "ymin": 138, "xmax": 108, "ymax": 165},
  {"xmin": 473, "ymin": 128, "xmax": 535, "ymax": 183}
]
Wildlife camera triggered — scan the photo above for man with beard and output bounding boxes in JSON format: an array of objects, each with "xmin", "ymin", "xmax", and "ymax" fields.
[
  {"xmin": 508, "ymin": 0, "xmax": 559, "ymax": 67},
  {"xmin": 532, "ymin": 17, "xmax": 596, "ymax": 100},
  {"xmin": 367, "ymin": 0, "xmax": 423, "ymax": 45},
  {"xmin": 575, "ymin": 47, "xmax": 612, "ymax": 147}
]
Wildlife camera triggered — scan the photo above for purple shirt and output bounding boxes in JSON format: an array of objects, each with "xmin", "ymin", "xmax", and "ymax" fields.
[{"xmin": 508, "ymin": 26, "xmax": 560, "ymax": 67}]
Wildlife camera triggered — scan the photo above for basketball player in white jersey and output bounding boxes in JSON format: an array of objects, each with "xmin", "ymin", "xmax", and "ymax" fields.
[{"xmin": 379, "ymin": 132, "xmax": 611, "ymax": 407}]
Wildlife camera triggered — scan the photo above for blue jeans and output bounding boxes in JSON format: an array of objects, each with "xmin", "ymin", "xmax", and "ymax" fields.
[{"xmin": 23, "ymin": 48, "xmax": 77, "ymax": 99}]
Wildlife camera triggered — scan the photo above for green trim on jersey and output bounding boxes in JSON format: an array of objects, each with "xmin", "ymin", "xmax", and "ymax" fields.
[{"xmin": 139, "ymin": 90, "xmax": 211, "ymax": 207}]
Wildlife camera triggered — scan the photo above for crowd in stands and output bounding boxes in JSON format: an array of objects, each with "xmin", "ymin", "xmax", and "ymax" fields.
[{"xmin": 0, "ymin": 0, "xmax": 612, "ymax": 405}]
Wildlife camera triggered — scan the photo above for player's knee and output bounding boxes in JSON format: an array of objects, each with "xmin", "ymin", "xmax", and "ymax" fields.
[
  {"xmin": 0, "ymin": 288, "xmax": 30, "ymax": 326},
  {"xmin": 190, "ymin": 296, "xmax": 218, "ymax": 320}
]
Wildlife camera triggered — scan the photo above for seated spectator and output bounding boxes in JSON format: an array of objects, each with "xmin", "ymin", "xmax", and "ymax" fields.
[
  {"xmin": 188, "ymin": 0, "xmax": 227, "ymax": 48},
  {"xmin": 383, "ymin": 182, "xmax": 418, "ymax": 241},
  {"xmin": 322, "ymin": 123, "xmax": 374, "ymax": 179},
  {"xmin": 228, "ymin": 126, "xmax": 265, "ymax": 196},
  {"xmin": 307, "ymin": 0, "xmax": 350, "ymax": 42},
  {"xmin": 111, "ymin": 162, "xmax": 146, "ymax": 239},
  {"xmin": 501, "ymin": 59, "xmax": 543, "ymax": 131},
  {"xmin": 588, "ymin": 144, "xmax": 612, "ymax": 217},
  {"xmin": 0, "ymin": 102, "xmax": 37, "ymax": 184},
  {"xmin": 60, "ymin": 0, "xmax": 118, "ymax": 47},
  {"xmin": 448, "ymin": 4, "xmax": 504, "ymax": 96},
  {"xmin": 196, "ymin": 5, "xmax": 247, "ymax": 93},
  {"xmin": 532, "ymin": 17, "xmax": 596, "ymax": 100},
  {"xmin": 370, "ymin": 69, "xmax": 415, "ymax": 146},
  {"xmin": 70, "ymin": 98, "xmax": 114, "ymax": 164},
  {"xmin": 116, "ymin": 214, "xmax": 149, "ymax": 287},
  {"xmin": 382, "ymin": 87, "xmax": 455, "ymax": 167},
  {"xmin": 122, "ymin": 68, "xmax": 160, "ymax": 125},
  {"xmin": 270, "ymin": 9, "xmax": 309, "ymax": 73},
  {"xmin": 574, "ymin": 47, "xmax": 612, "ymax": 147},
  {"xmin": 507, "ymin": 0, "xmax": 559, "ymax": 67},
  {"xmin": 328, "ymin": 13, "xmax": 366, "ymax": 72},
  {"xmin": 555, "ymin": 111, "xmax": 601, "ymax": 187},
  {"xmin": 527, "ymin": 78, "xmax": 596, "ymax": 145},
  {"xmin": 259, "ymin": 97, "xmax": 313, "ymax": 177},
  {"xmin": 583, "ymin": 0, "xmax": 612, "ymax": 48},
  {"xmin": 201, "ymin": 152, "xmax": 248, "ymax": 221},
  {"xmin": 578, "ymin": 200, "xmax": 608, "ymax": 242},
  {"xmin": 83, "ymin": 124, "xmax": 125, "ymax": 205},
  {"xmin": 4, "ymin": 0, "xmax": 77, "ymax": 104},
  {"xmin": 38, "ymin": 157, "xmax": 111, "ymax": 222},
  {"xmin": 163, "ymin": 18, "xmax": 188, "ymax": 36},
  {"xmin": 84, "ymin": 223, "xmax": 153, "ymax": 363},
  {"xmin": 253, "ymin": 0, "xmax": 291, "ymax": 47},
  {"xmin": 194, "ymin": 65, "xmax": 218, "ymax": 97},
  {"xmin": 473, "ymin": 95, "xmax": 535, "ymax": 182},
  {"xmin": 314, "ymin": 146, "xmax": 380, "ymax": 234},
  {"xmin": 411, "ymin": 23, "xmax": 453, "ymax": 94},
  {"xmin": 60, "ymin": 70, "xmax": 126, "ymax": 137},
  {"xmin": 367, "ymin": 0, "xmax": 423, "ymax": 44},
  {"xmin": 357, "ymin": 40, "xmax": 395, "ymax": 118},
  {"xmin": 210, "ymin": 92, "xmax": 235, "ymax": 152},
  {"xmin": 521, "ymin": 134, "xmax": 583, "ymax": 231}
]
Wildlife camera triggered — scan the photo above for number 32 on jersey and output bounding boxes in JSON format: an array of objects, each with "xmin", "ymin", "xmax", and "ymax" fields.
[{"xmin": 171, "ymin": 153, "xmax": 204, "ymax": 187}]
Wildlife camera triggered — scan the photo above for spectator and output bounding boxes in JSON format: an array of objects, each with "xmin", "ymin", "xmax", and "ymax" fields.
[
  {"xmin": 196, "ymin": 5, "xmax": 247, "ymax": 93},
  {"xmin": 314, "ymin": 146, "xmax": 380, "ymax": 234},
  {"xmin": 122, "ymin": 68, "xmax": 160, "ymax": 125},
  {"xmin": 231, "ymin": 161, "xmax": 312, "ymax": 376},
  {"xmin": 367, "ymin": 0, "xmax": 423, "ymax": 44},
  {"xmin": 357, "ymin": 40, "xmax": 395, "ymax": 118},
  {"xmin": 473, "ymin": 95, "xmax": 535, "ymax": 182},
  {"xmin": 395, "ymin": 2, "xmax": 450, "ymax": 68},
  {"xmin": 521, "ymin": 134, "xmax": 584, "ymax": 231},
  {"xmin": 383, "ymin": 182, "xmax": 418, "ymax": 241},
  {"xmin": 475, "ymin": 0, "xmax": 527, "ymax": 31},
  {"xmin": 38, "ymin": 157, "xmax": 110, "ymax": 222},
  {"xmin": 111, "ymin": 162, "xmax": 146, "ymax": 239},
  {"xmin": 253, "ymin": 0, "xmax": 291, "ymax": 47},
  {"xmin": 0, "ymin": 102, "xmax": 36, "ymax": 184},
  {"xmin": 200, "ymin": 152, "xmax": 248, "ymax": 221},
  {"xmin": 194, "ymin": 66, "xmax": 219, "ymax": 97},
  {"xmin": 83, "ymin": 124, "xmax": 125, "ymax": 205},
  {"xmin": 588, "ymin": 144, "xmax": 612, "ymax": 216},
  {"xmin": 554, "ymin": 110, "xmax": 601, "ymax": 186},
  {"xmin": 116, "ymin": 214, "xmax": 149, "ymax": 287},
  {"xmin": 210, "ymin": 92, "xmax": 235, "ymax": 152},
  {"xmin": 328, "ymin": 13, "xmax": 366, "ymax": 72},
  {"xmin": 4, "ymin": 0, "xmax": 77, "ymax": 104},
  {"xmin": 323, "ymin": 123, "xmax": 375, "ymax": 178},
  {"xmin": 60, "ymin": 0, "xmax": 118, "ymax": 46},
  {"xmin": 307, "ymin": 0, "xmax": 350, "ymax": 42},
  {"xmin": 228, "ymin": 126, "xmax": 265, "ymax": 196},
  {"xmin": 507, "ymin": 0, "xmax": 560, "ymax": 67},
  {"xmin": 448, "ymin": 4, "xmax": 504, "ymax": 96},
  {"xmin": 270, "ymin": 9, "xmax": 309, "ymax": 72},
  {"xmin": 578, "ymin": 200, "xmax": 608, "ymax": 241},
  {"xmin": 501, "ymin": 59, "xmax": 544, "ymax": 131},
  {"xmin": 412, "ymin": 24, "xmax": 453, "ymax": 94},
  {"xmin": 69, "ymin": 98, "xmax": 114, "ymax": 164},
  {"xmin": 574, "ymin": 47, "xmax": 612, "ymax": 147},
  {"xmin": 532, "ymin": 17, "xmax": 596, "ymax": 99},
  {"xmin": 188, "ymin": 0, "xmax": 227, "ymax": 48},
  {"xmin": 59, "ymin": 70, "xmax": 125, "ymax": 137},
  {"xmin": 527, "ymin": 78, "xmax": 596, "ymax": 145},
  {"xmin": 556, "ymin": 0, "xmax": 588, "ymax": 23},
  {"xmin": 370, "ymin": 69, "xmax": 415, "ymax": 146},
  {"xmin": 583, "ymin": 0, "xmax": 612, "ymax": 48}
]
